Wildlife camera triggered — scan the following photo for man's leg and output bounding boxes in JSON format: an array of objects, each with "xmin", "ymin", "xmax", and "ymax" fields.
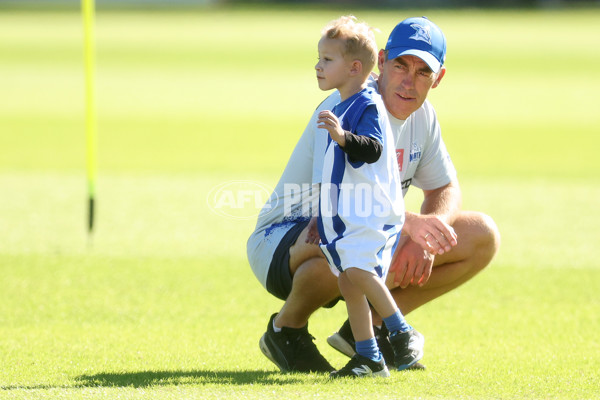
[
  {"xmin": 390, "ymin": 211, "xmax": 501, "ymax": 315},
  {"xmin": 259, "ymin": 224, "xmax": 339, "ymax": 373},
  {"xmin": 274, "ymin": 225, "xmax": 340, "ymax": 329}
]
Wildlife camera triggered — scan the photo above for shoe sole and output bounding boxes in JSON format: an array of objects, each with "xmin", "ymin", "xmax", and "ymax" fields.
[
  {"xmin": 330, "ymin": 366, "xmax": 391, "ymax": 378},
  {"xmin": 374, "ymin": 366, "xmax": 391, "ymax": 378},
  {"xmin": 259, "ymin": 334, "xmax": 287, "ymax": 372},
  {"xmin": 407, "ymin": 361, "xmax": 426, "ymax": 370},
  {"xmin": 397, "ymin": 358, "xmax": 421, "ymax": 371},
  {"xmin": 326, "ymin": 333, "xmax": 355, "ymax": 358}
]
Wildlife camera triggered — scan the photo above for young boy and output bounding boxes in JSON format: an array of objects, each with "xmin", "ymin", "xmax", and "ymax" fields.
[{"xmin": 307, "ymin": 16, "xmax": 423, "ymax": 378}]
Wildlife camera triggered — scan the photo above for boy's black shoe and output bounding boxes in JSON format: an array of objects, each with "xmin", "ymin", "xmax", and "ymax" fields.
[
  {"xmin": 327, "ymin": 319, "xmax": 426, "ymax": 370},
  {"xmin": 329, "ymin": 354, "xmax": 390, "ymax": 378}
]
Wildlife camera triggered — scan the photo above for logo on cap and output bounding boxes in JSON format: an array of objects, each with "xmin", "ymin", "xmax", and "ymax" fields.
[{"xmin": 409, "ymin": 24, "xmax": 431, "ymax": 45}]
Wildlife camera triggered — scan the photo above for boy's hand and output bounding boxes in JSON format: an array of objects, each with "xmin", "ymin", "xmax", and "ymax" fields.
[
  {"xmin": 317, "ymin": 110, "xmax": 346, "ymax": 147},
  {"xmin": 305, "ymin": 217, "xmax": 321, "ymax": 245}
]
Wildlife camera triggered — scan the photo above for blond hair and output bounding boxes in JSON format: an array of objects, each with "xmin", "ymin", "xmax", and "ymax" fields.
[{"xmin": 321, "ymin": 15, "xmax": 378, "ymax": 74}]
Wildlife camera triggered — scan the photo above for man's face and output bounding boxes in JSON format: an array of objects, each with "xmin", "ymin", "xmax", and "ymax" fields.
[{"xmin": 377, "ymin": 52, "xmax": 445, "ymax": 120}]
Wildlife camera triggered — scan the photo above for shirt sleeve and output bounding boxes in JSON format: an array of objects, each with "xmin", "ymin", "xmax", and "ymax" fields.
[
  {"xmin": 341, "ymin": 131, "xmax": 382, "ymax": 164},
  {"xmin": 343, "ymin": 103, "xmax": 384, "ymax": 164}
]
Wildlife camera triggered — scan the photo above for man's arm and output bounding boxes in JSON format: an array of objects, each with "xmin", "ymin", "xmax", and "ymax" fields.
[
  {"xmin": 406, "ymin": 179, "xmax": 461, "ymax": 250},
  {"xmin": 390, "ymin": 180, "xmax": 461, "ymax": 288}
]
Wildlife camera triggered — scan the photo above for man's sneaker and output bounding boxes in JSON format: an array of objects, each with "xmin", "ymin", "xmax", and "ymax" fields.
[
  {"xmin": 326, "ymin": 319, "xmax": 355, "ymax": 358},
  {"xmin": 259, "ymin": 313, "xmax": 335, "ymax": 373},
  {"xmin": 389, "ymin": 329, "xmax": 425, "ymax": 371},
  {"xmin": 330, "ymin": 354, "xmax": 390, "ymax": 378}
]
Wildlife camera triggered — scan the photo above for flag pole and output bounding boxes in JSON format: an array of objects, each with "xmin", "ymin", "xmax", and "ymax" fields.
[{"xmin": 82, "ymin": 0, "xmax": 97, "ymax": 236}]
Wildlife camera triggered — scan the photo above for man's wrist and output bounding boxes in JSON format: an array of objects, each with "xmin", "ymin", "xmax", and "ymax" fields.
[{"xmin": 403, "ymin": 211, "xmax": 419, "ymax": 235}]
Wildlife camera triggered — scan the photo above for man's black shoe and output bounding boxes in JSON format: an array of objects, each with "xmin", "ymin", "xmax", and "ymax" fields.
[
  {"xmin": 259, "ymin": 313, "xmax": 334, "ymax": 373},
  {"xmin": 390, "ymin": 329, "xmax": 425, "ymax": 371}
]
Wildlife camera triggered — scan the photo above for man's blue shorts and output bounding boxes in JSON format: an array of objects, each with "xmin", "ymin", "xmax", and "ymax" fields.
[{"xmin": 266, "ymin": 219, "xmax": 310, "ymax": 301}]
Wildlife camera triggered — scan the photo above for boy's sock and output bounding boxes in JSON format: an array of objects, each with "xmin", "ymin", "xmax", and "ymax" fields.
[
  {"xmin": 383, "ymin": 309, "xmax": 412, "ymax": 335},
  {"xmin": 355, "ymin": 337, "xmax": 382, "ymax": 362}
]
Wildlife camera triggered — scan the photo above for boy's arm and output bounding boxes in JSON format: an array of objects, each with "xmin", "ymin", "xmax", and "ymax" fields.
[
  {"xmin": 318, "ymin": 109, "xmax": 382, "ymax": 164},
  {"xmin": 342, "ymin": 131, "xmax": 382, "ymax": 164}
]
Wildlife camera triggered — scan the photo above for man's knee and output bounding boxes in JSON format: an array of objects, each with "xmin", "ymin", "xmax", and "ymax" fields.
[
  {"xmin": 475, "ymin": 212, "xmax": 500, "ymax": 257},
  {"xmin": 294, "ymin": 256, "xmax": 333, "ymax": 282},
  {"xmin": 289, "ymin": 256, "xmax": 341, "ymax": 308},
  {"xmin": 459, "ymin": 211, "xmax": 501, "ymax": 271},
  {"xmin": 289, "ymin": 226, "xmax": 326, "ymax": 276}
]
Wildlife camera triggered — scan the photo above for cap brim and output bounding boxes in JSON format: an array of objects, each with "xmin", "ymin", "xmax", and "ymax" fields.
[{"xmin": 386, "ymin": 48, "xmax": 442, "ymax": 73}]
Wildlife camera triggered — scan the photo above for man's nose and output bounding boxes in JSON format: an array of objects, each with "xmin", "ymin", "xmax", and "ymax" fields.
[{"xmin": 402, "ymin": 73, "xmax": 415, "ymax": 89}]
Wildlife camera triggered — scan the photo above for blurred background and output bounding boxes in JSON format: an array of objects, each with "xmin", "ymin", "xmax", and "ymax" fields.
[
  {"xmin": 0, "ymin": 0, "xmax": 598, "ymax": 267},
  {"xmin": 2, "ymin": 0, "xmax": 599, "ymax": 261},
  {"xmin": 1, "ymin": 1, "xmax": 599, "ymax": 395},
  {"xmin": 3, "ymin": 0, "xmax": 600, "ymax": 7}
]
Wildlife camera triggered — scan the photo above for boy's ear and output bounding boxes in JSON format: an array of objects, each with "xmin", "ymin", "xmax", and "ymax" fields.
[{"xmin": 350, "ymin": 60, "xmax": 363, "ymax": 76}]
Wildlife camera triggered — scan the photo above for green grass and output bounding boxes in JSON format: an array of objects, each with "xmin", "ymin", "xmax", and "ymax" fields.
[{"xmin": 1, "ymin": 6, "xmax": 600, "ymax": 400}]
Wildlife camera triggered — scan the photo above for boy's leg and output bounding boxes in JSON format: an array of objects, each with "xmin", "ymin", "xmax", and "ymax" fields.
[
  {"xmin": 344, "ymin": 267, "xmax": 398, "ymax": 321},
  {"xmin": 338, "ymin": 271, "xmax": 375, "ymax": 344},
  {"xmin": 331, "ymin": 272, "xmax": 389, "ymax": 378},
  {"xmin": 343, "ymin": 267, "xmax": 424, "ymax": 371}
]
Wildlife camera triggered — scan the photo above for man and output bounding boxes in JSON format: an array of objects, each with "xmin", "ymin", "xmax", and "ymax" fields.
[{"xmin": 247, "ymin": 16, "xmax": 501, "ymax": 373}]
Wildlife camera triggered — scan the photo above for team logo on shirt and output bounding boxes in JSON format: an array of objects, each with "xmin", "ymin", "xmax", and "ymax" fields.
[
  {"xmin": 396, "ymin": 149, "xmax": 404, "ymax": 172},
  {"xmin": 409, "ymin": 24, "xmax": 432, "ymax": 45},
  {"xmin": 409, "ymin": 143, "xmax": 422, "ymax": 163}
]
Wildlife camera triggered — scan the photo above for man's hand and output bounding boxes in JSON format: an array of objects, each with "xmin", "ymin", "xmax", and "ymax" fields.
[
  {"xmin": 389, "ymin": 236, "xmax": 434, "ymax": 288},
  {"xmin": 317, "ymin": 110, "xmax": 346, "ymax": 147},
  {"xmin": 389, "ymin": 213, "xmax": 458, "ymax": 288},
  {"xmin": 405, "ymin": 213, "xmax": 458, "ymax": 256}
]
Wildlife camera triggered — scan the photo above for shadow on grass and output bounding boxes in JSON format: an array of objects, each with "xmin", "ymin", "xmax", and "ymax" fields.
[{"xmin": 73, "ymin": 369, "xmax": 304, "ymax": 387}]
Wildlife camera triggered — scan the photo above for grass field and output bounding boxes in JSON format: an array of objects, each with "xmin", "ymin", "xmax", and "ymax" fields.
[{"xmin": 1, "ymin": 5, "xmax": 600, "ymax": 399}]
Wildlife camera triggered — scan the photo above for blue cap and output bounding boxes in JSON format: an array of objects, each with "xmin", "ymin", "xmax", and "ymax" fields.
[{"xmin": 385, "ymin": 17, "xmax": 446, "ymax": 73}]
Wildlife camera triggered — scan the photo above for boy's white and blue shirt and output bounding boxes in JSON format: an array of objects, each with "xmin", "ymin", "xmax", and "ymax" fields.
[{"xmin": 317, "ymin": 87, "xmax": 404, "ymax": 277}]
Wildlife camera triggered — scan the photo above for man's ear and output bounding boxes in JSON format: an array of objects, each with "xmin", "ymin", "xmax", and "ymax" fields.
[
  {"xmin": 432, "ymin": 66, "xmax": 446, "ymax": 89},
  {"xmin": 377, "ymin": 49, "xmax": 386, "ymax": 72}
]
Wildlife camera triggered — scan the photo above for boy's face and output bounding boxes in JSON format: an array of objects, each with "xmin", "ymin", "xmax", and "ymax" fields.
[{"xmin": 315, "ymin": 37, "xmax": 352, "ymax": 92}]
